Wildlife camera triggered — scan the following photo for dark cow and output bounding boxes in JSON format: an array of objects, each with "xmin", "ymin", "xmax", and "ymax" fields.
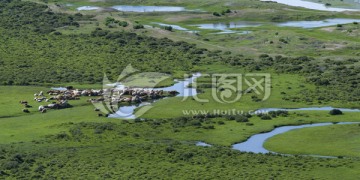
[{"xmin": 19, "ymin": 100, "xmax": 28, "ymax": 104}]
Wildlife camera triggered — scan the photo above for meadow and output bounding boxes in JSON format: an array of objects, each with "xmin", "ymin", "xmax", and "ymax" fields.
[
  {"xmin": 265, "ymin": 123, "xmax": 360, "ymax": 157},
  {"xmin": 1, "ymin": 0, "xmax": 360, "ymax": 179}
]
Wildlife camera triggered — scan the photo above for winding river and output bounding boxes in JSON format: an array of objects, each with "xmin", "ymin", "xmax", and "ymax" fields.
[
  {"xmin": 232, "ymin": 122, "xmax": 360, "ymax": 154},
  {"xmin": 197, "ymin": 122, "xmax": 360, "ymax": 157}
]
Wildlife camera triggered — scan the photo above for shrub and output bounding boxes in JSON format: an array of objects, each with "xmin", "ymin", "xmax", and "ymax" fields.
[
  {"xmin": 105, "ymin": 17, "xmax": 115, "ymax": 26},
  {"xmin": 329, "ymin": 109, "xmax": 343, "ymax": 115},
  {"xmin": 133, "ymin": 24, "xmax": 144, "ymax": 29},
  {"xmin": 53, "ymin": 31, "xmax": 61, "ymax": 35},
  {"xmin": 236, "ymin": 116, "xmax": 249, "ymax": 122},
  {"xmin": 213, "ymin": 12, "xmax": 221, "ymax": 16},
  {"xmin": 203, "ymin": 125, "xmax": 215, "ymax": 129},
  {"xmin": 119, "ymin": 21, "xmax": 128, "ymax": 27},
  {"xmin": 164, "ymin": 26, "xmax": 173, "ymax": 31},
  {"xmin": 269, "ymin": 110, "xmax": 288, "ymax": 117},
  {"xmin": 260, "ymin": 114, "xmax": 272, "ymax": 120},
  {"xmin": 55, "ymin": 132, "xmax": 70, "ymax": 139},
  {"xmin": 165, "ymin": 147, "xmax": 175, "ymax": 153},
  {"xmin": 246, "ymin": 122, "xmax": 254, "ymax": 126}
]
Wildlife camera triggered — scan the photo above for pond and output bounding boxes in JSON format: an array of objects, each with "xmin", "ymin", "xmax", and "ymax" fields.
[
  {"xmin": 111, "ymin": 5, "xmax": 185, "ymax": 12},
  {"xmin": 232, "ymin": 122, "xmax": 360, "ymax": 154},
  {"xmin": 194, "ymin": 21, "xmax": 261, "ymax": 31},
  {"xmin": 196, "ymin": 141, "xmax": 212, "ymax": 147},
  {"xmin": 277, "ymin": 18, "xmax": 360, "ymax": 28},
  {"xmin": 109, "ymin": 73, "xmax": 201, "ymax": 119},
  {"xmin": 77, "ymin": 6, "xmax": 100, "ymax": 11},
  {"xmin": 262, "ymin": 0, "xmax": 360, "ymax": 12},
  {"xmin": 77, "ymin": 5, "xmax": 186, "ymax": 12},
  {"xmin": 153, "ymin": 23, "xmax": 189, "ymax": 31},
  {"xmin": 211, "ymin": 30, "xmax": 252, "ymax": 35},
  {"xmin": 51, "ymin": 87, "xmax": 68, "ymax": 91},
  {"xmin": 194, "ymin": 18, "xmax": 360, "ymax": 32}
]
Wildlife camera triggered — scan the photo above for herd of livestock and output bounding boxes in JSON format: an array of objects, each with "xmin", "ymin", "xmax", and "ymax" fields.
[{"xmin": 20, "ymin": 87, "xmax": 178, "ymax": 115}]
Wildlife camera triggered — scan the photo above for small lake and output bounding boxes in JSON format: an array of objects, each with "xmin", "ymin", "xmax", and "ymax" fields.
[
  {"xmin": 51, "ymin": 87, "xmax": 68, "ymax": 91},
  {"xmin": 109, "ymin": 73, "xmax": 201, "ymax": 119},
  {"xmin": 232, "ymin": 122, "xmax": 360, "ymax": 154},
  {"xmin": 77, "ymin": 6, "xmax": 100, "ymax": 11},
  {"xmin": 77, "ymin": 5, "xmax": 186, "ymax": 12},
  {"xmin": 111, "ymin": 5, "xmax": 185, "ymax": 12},
  {"xmin": 262, "ymin": 0, "xmax": 360, "ymax": 12},
  {"xmin": 278, "ymin": 18, "xmax": 360, "ymax": 28},
  {"xmin": 194, "ymin": 18, "xmax": 360, "ymax": 32},
  {"xmin": 153, "ymin": 23, "xmax": 189, "ymax": 31},
  {"xmin": 211, "ymin": 30, "xmax": 252, "ymax": 35},
  {"xmin": 194, "ymin": 21, "xmax": 262, "ymax": 30},
  {"xmin": 196, "ymin": 141, "xmax": 212, "ymax": 147}
]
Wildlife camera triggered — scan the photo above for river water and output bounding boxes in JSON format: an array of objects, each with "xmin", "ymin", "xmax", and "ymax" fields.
[{"xmin": 232, "ymin": 122, "xmax": 360, "ymax": 154}]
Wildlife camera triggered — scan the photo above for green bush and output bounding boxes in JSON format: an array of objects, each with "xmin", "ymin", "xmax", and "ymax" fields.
[
  {"xmin": 329, "ymin": 109, "xmax": 343, "ymax": 115},
  {"xmin": 164, "ymin": 26, "xmax": 173, "ymax": 31},
  {"xmin": 213, "ymin": 12, "xmax": 221, "ymax": 16},
  {"xmin": 133, "ymin": 24, "xmax": 144, "ymax": 29},
  {"xmin": 119, "ymin": 21, "xmax": 129, "ymax": 27}
]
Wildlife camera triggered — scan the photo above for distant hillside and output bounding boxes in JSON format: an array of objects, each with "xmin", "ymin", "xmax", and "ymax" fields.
[{"xmin": 0, "ymin": 0, "xmax": 210, "ymax": 85}]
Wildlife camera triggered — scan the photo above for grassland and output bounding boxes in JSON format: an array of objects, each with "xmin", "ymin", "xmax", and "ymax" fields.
[
  {"xmin": 265, "ymin": 124, "xmax": 360, "ymax": 157},
  {"xmin": 1, "ymin": 0, "xmax": 360, "ymax": 179}
]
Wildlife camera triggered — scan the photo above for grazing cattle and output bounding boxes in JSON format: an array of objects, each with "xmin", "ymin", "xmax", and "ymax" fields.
[
  {"xmin": 169, "ymin": 90, "xmax": 178, "ymax": 96},
  {"xmin": 19, "ymin": 100, "xmax": 28, "ymax": 104},
  {"xmin": 94, "ymin": 108, "xmax": 100, "ymax": 112},
  {"xmin": 96, "ymin": 97, "xmax": 105, "ymax": 101},
  {"xmin": 38, "ymin": 105, "xmax": 45, "ymax": 112},
  {"xmin": 34, "ymin": 97, "xmax": 46, "ymax": 102},
  {"xmin": 24, "ymin": 104, "xmax": 32, "ymax": 108},
  {"xmin": 22, "ymin": 109, "xmax": 30, "ymax": 113},
  {"xmin": 98, "ymin": 113, "xmax": 103, "ymax": 117},
  {"xmin": 47, "ymin": 103, "xmax": 59, "ymax": 109}
]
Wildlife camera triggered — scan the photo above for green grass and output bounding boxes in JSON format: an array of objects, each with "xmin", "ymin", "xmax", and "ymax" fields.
[
  {"xmin": 265, "ymin": 123, "xmax": 360, "ymax": 157},
  {"xmin": 142, "ymin": 65, "xmax": 359, "ymax": 119},
  {"xmin": 2, "ymin": 110, "xmax": 360, "ymax": 179},
  {"xmin": 2, "ymin": 85, "xmax": 360, "ymax": 146},
  {"xmin": 1, "ymin": 0, "xmax": 360, "ymax": 179}
]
